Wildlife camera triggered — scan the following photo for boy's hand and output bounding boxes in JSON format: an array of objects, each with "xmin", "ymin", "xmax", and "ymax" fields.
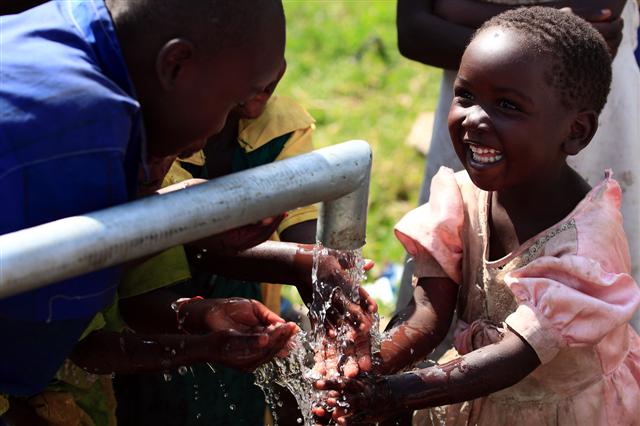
[
  {"xmin": 192, "ymin": 214, "xmax": 285, "ymax": 255},
  {"xmin": 198, "ymin": 298, "xmax": 299, "ymax": 371}
]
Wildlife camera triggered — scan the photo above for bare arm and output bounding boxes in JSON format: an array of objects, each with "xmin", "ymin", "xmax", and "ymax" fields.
[
  {"xmin": 72, "ymin": 298, "xmax": 298, "ymax": 374},
  {"xmin": 70, "ymin": 330, "xmax": 218, "ymax": 374},
  {"xmin": 398, "ymin": 0, "xmax": 626, "ymax": 70},
  {"xmin": 397, "ymin": 0, "xmax": 475, "ymax": 70},
  {"xmin": 319, "ymin": 330, "xmax": 541, "ymax": 424},
  {"xmin": 386, "ymin": 331, "xmax": 540, "ymax": 411},
  {"xmin": 186, "ymin": 240, "xmax": 317, "ymax": 303},
  {"xmin": 378, "ymin": 276, "xmax": 458, "ymax": 374},
  {"xmin": 118, "ymin": 240, "xmax": 316, "ymax": 334}
]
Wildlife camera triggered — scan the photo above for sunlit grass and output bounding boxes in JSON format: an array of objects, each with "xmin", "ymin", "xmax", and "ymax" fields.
[{"xmin": 279, "ymin": 1, "xmax": 442, "ymax": 315}]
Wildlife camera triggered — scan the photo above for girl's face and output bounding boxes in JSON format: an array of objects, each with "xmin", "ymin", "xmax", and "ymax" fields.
[{"xmin": 448, "ymin": 27, "xmax": 574, "ymax": 192}]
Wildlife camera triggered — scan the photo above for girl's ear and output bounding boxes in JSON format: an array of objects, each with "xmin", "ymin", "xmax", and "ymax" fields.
[
  {"xmin": 155, "ymin": 38, "xmax": 195, "ymax": 91},
  {"xmin": 562, "ymin": 110, "xmax": 598, "ymax": 156}
]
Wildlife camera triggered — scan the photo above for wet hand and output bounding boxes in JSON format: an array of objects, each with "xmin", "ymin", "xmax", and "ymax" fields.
[
  {"xmin": 197, "ymin": 298, "xmax": 299, "ymax": 371},
  {"xmin": 312, "ymin": 285, "xmax": 377, "ymax": 380},
  {"xmin": 312, "ymin": 374, "xmax": 394, "ymax": 425},
  {"xmin": 311, "ymin": 252, "xmax": 377, "ymax": 378}
]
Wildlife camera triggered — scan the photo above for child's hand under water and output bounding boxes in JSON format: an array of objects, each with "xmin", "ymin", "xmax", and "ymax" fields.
[
  {"xmin": 308, "ymin": 251, "xmax": 377, "ymax": 425},
  {"xmin": 194, "ymin": 298, "xmax": 299, "ymax": 371},
  {"xmin": 311, "ymin": 285, "xmax": 377, "ymax": 379},
  {"xmin": 310, "ymin": 252, "xmax": 377, "ymax": 379},
  {"xmin": 312, "ymin": 373, "xmax": 394, "ymax": 425}
]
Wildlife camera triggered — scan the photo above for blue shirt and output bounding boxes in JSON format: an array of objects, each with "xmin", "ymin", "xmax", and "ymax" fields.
[{"xmin": 0, "ymin": 0, "xmax": 144, "ymax": 395}]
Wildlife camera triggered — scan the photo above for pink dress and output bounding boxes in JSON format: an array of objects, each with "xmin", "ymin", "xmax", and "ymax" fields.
[{"xmin": 394, "ymin": 167, "xmax": 640, "ymax": 426}]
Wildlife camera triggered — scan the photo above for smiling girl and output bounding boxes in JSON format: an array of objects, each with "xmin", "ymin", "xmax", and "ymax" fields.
[{"xmin": 314, "ymin": 7, "xmax": 640, "ymax": 425}]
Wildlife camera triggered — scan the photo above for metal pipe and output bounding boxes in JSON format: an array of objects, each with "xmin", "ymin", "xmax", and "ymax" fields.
[{"xmin": 0, "ymin": 140, "xmax": 372, "ymax": 299}]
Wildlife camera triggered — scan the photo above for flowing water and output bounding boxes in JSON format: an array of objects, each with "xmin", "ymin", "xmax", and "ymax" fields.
[{"xmin": 255, "ymin": 246, "xmax": 382, "ymax": 425}]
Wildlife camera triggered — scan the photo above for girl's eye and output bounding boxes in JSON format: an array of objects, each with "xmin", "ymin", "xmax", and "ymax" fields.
[
  {"xmin": 454, "ymin": 89, "xmax": 474, "ymax": 103},
  {"xmin": 499, "ymin": 99, "xmax": 519, "ymax": 111}
]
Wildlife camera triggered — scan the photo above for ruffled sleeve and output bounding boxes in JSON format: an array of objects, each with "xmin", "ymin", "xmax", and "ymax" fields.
[
  {"xmin": 505, "ymin": 173, "xmax": 640, "ymax": 364},
  {"xmin": 394, "ymin": 167, "xmax": 464, "ymax": 284},
  {"xmin": 504, "ymin": 255, "xmax": 640, "ymax": 364}
]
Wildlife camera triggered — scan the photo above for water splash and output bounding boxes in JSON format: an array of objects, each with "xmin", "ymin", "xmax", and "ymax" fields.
[{"xmin": 255, "ymin": 246, "xmax": 381, "ymax": 425}]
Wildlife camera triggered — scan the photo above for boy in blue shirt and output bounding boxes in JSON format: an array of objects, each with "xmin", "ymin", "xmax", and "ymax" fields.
[{"xmin": 0, "ymin": 0, "xmax": 289, "ymax": 399}]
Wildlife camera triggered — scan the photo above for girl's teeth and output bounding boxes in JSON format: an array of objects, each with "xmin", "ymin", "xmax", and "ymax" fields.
[
  {"xmin": 472, "ymin": 153, "xmax": 504, "ymax": 163},
  {"xmin": 468, "ymin": 144, "xmax": 503, "ymax": 164}
]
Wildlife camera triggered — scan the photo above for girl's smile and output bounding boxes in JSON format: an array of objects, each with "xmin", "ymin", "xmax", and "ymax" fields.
[
  {"xmin": 466, "ymin": 142, "xmax": 504, "ymax": 165},
  {"xmin": 448, "ymin": 27, "xmax": 576, "ymax": 193}
]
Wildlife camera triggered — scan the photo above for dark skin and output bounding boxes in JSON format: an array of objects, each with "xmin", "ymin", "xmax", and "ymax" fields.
[
  {"xmin": 4, "ymin": 2, "xmax": 292, "ymax": 423},
  {"xmin": 183, "ymin": 241, "xmax": 377, "ymax": 370},
  {"xmin": 83, "ymin": 241, "xmax": 375, "ymax": 371},
  {"xmin": 316, "ymin": 25, "xmax": 598, "ymax": 425},
  {"xmin": 105, "ymin": 0, "xmax": 287, "ymax": 164},
  {"xmin": 396, "ymin": 0, "xmax": 624, "ymax": 70},
  {"xmin": 163, "ymin": 58, "xmax": 378, "ymax": 378},
  {"xmin": 71, "ymin": 298, "xmax": 298, "ymax": 374},
  {"xmin": 104, "ymin": 0, "xmax": 293, "ymax": 371},
  {"xmin": 448, "ymin": 28, "xmax": 595, "ymax": 251}
]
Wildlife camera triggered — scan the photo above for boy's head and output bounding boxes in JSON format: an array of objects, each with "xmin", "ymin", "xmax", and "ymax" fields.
[
  {"xmin": 478, "ymin": 7, "xmax": 612, "ymax": 114},
  {"xmin": 106, "ymin": 0, "xmax": 286, "ymax": 160},
  {"xmin": 235, "ymin": 60, "xmax": 287, "ymax": 120}
]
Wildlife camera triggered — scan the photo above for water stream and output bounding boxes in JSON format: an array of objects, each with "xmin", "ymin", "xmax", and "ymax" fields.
[{"xmin": 255, "ymin": 245, "xmax": 382, "ymax": 425}]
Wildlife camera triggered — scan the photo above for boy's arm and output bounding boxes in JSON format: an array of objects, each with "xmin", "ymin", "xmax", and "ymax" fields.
[
  {"xmin": 186, "ymin": 240, "xmax": 317, "ymax": 303},
  {"xmin": 119, "ymin": 241, "xmax": 320, "ymax": 333},
  {"xmin": 377, "ymin": 276, "xmax": 458, "ymax": 374},
  {"xmin": 317, "ymin": 330, "xmax": 540, "ymax": 424},
  {"xmin": 71, "ymin": 298, "xmax": 298, "ymax": 374}
]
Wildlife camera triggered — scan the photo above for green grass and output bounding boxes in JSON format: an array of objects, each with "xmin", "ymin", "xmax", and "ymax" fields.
[{"xmin": 277, "ymin": 1, "xmax": 442, "ymax": 315}]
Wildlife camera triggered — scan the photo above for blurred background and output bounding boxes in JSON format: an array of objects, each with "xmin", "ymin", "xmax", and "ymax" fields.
[{"xmin": 278, "ymin": 1, "xmax": 442, "ymax": 319}]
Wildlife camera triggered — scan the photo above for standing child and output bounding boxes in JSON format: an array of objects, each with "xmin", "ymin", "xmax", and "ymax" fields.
[
  {"xmin": 394, "ymin": 0, "xmax": 640, "ymax": 330},
  {"xmin": 316, "ymin": 7, "xmax": 640, "ymax": 425}
]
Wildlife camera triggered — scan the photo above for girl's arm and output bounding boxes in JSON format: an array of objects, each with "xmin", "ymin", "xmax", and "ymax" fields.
[
  {"xmin": 377, "ymin": 276, "xmax": 458, "ymax": 374},
  {"xmin": 318, "ymin": 330, "xmax": 540, "ymax": 425}
]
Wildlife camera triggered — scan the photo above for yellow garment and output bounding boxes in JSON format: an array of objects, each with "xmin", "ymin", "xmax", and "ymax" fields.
[
  {"xmin": 28, "ymin": 371, "xmax": 117, "ymax": 426},
  {"xmin": 237, "ymin": 95, "xmax": 318, "ymax": 235},
  {"xmin": 0, "ymin": 394, "xmax": 8, "ymax": 416},
  {"xmin": 238, "ymin": 96, "xmax": 318, "ymax": 312},
  {"xmin": 119, "ymin": 245, "xmax": 191, "ymax": 299}
]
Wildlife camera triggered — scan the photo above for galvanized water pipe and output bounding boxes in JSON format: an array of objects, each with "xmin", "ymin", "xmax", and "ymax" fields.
[{"xmin": 0, "ymin": 140, "xmax": 371, "ymax": 299}]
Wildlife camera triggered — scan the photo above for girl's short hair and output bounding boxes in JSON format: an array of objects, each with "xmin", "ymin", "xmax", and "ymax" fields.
[{"xmin": 477, "ymin": 6, "xmax": 612, "ymax": 113}]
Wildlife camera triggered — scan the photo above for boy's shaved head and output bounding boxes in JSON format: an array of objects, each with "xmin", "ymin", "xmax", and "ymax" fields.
[
  {"xmin": 105, "ymin": 0, "xmax": 286, "ymax": 161},
  {"xmin": 107, "ymin": 0, "xmax": 284, "ymax": 56}
]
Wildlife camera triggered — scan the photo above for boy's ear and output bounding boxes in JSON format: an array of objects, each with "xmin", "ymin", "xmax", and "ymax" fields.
[
  {"xmin": 155, "ymin": 38, "xmax": 195, "ymax": 91},
  {"xmin": 562, "ymin": 110, "xmax": 598, "ymax": 156}
]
